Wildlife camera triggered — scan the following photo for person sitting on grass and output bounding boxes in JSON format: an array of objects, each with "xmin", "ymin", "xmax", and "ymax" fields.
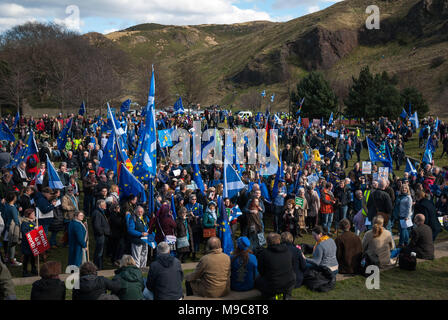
[
  {"xmin": 335, "ymin": 219, "xmax": 362, "ymax": 274},
  {"xmin": 362, "ymin": 215, "xmax": 395, "ymax": 269},
  {"xmin": 113, "ymin": 255, "xmax": 145, "ymax": 300},
  {"xmin": 230, "ymin": 236, "xmax": 258, "ymax": 292},
  {"xmin": 407, "ymin": 214, "xmax": 434, "ymax": 260},
  {"xmin": 30, "ymin": 261, "xmax": 66, "ymax": 300},
  {"xmin": 72, "ymin": 261, "xmax": 122, "ymax": 300},
  {"xmin": 305, "ymin": 225, "xmax": 339, "ymax": 276}
]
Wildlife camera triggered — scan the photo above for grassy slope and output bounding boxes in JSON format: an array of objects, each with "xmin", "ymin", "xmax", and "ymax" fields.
[{"xmin": 99, "ymin": 0, "xmax": 448, "ymax": 114}]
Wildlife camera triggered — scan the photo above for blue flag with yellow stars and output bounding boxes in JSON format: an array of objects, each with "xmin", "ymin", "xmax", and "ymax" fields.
[
  {"xmin": 217, "ymin": 196, "xmax": 234, "ymax": 256},
  {"xmin": 118, "ymin": 162, "xmax": 147, "ymax": 203},
  {"xmin": 366, "ymin": 137, "xmax": 392, "ymax": 169},
  {"xmin": 158, "ymin": 129, "xmax": 173, "ymax": 148}
]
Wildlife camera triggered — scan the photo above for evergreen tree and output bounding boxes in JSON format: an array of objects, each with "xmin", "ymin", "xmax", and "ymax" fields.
[
  {"xmin": 400, "ymin": 87, "xmax": 429, "ymax": 117},
  {"xmin": 290, "ymin": 71, "xmax": 338, "ymax": 119}
]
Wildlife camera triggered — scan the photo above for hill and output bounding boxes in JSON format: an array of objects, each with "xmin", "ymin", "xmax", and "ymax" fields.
[{"xmin": 87, "ymin": 0, "xmax": 448, "ymax": 116}]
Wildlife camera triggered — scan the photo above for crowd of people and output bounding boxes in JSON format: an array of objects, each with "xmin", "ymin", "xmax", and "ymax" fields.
[{"xmin": 0, "ymin": 108, "xmax": 447, "ymax": 300}]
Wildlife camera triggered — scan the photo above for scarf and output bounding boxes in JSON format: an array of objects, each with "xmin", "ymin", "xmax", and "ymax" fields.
[{"xmin": 313, "ymin": 235, "xmax": 330, "ymax": 252}]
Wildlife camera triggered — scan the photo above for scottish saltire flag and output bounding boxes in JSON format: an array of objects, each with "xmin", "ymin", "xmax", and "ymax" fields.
[
  {"xmin": 12, "ymin": 112, "xmax": 19, "ymax": 131},
  {"xmin": 326, "ymin": 130, "xmax": 339, "ymax": 138},
  {"xmin": 120, "ymin": 99, "xmax": 131, "ymax": 113},
  {"xmin": 0, "ymin": 122, "xmax": 15, "ymax": 142},
  {"xmin": 435, "ymin": 118, "xmax": 440, "ymax": 132},
  {"xmin": 296, "ymin": 97, "xmax": 305, "ymax": 115},
  {"xmin": 297, "ymin": 116, "xmax": 301, "ymax": 125},
  {"xmin": 173, "ymin": 97, "xmax": 185, "ymax": 114},
  {"xmin": 270, "ymin": 93, "xmax": 275, "ymax": 103},
  {"xmin": 217, "ymin": 196, "xmax": 234, "ymax": 256},
  {"xmin": 223, "ymin": 163, "xmax": 245, "ymax": 200},
  {"xmin": 261, "ymin": 90, "xmax": 266, "ymax": 97},
  {"xmin": 228, "ymin": 205, "xmax": 243, "ymax": 222},
  {"xmin": 171, "ymin": 194, "xmax": 177, "ymax": 221},
  {"xmin": 274, "ymin": 114, "xmax": 282, "ymax": 125},
  {"xmin": 400, "ymin": 108, "xmax": 408, "ymax": 119},
  {"xmin": 78, "ymin": 101, "xmax": 86, "ymax": 116},
  {"xmin": 57, "ymin": 118, "xmax": 72, "ymax": 151},
  {"xmin": 409, "ymin": 111, "xmax": 419, "ymax": 129},
  {"xmin": 99, "ymin": 132, "xmax": 117, "ymax": 172},
  {"xmin": 158, "ymin": 129, "xmax": 173, "ymax": 148},
  {"xmin": 9, "ymin": 131, "xmax": 38, "ymax": 168},
  {"xmin": 118, "ymin": 162, "xmax": 147, "ymax": 203},
  {"xmin": 107, "ymin": 103, "xmax": 133, "ymax": 173},
  {"xmin": 366, "ymin": 137, "xmax": 392, "ymax": 168},
  {"xmin": 422, "ymin": 136, "xmax": 434, "ymax": 164},
  {"xmin": 46, "ymin": 155, "xmax": 64, "ymax": 190},
  {"xmin": 405, "ymin": 158, "xmax": 417, "ymax": 176},
  {"xmin": 329, "ymin": 112, "xmax": 334, "ymax": 125}
]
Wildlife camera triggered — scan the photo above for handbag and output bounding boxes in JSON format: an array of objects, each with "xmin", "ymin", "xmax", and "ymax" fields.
[
  {"xmin": 177, "ymin": 236, "xmax": 189, "ymax": 249},
  {"xmin": 398, "ymin": 250, "xmax": 417, "ymax": 271},
  {"xmin": 203, "ymin": 228, "xmax": 216, "ymax": 238},
  {"xmin": 257, "ymin": 232, "xmax": 266, "ymax": 247}
]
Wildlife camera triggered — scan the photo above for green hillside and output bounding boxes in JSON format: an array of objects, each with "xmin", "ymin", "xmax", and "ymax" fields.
[{"xmin": 87, "ymin": 0, "xmax": 448, "ymax": 116}]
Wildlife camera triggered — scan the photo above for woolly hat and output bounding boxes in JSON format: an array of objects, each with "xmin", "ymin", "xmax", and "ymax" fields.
[{"xmin": 237, "ymin": 236, "xmax": 250, "ymax": 251}]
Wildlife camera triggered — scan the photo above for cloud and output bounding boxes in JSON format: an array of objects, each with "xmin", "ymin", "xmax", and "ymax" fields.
[
  {"xmin": 307, "ymin": 5, "xmax": 320, "ymax": 13},
  {"xmin": 272, "ymin": 0, "xmax": 343, "ymax": 10},
  {"xmin": 103, "ymin": 28, "xmax": 119, "ymax": 34},
  {"xmin": 0, "ymin": 0, "xmax": 273, "ymax": 33}
]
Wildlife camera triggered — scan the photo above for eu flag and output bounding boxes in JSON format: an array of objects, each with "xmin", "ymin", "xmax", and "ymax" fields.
[
  {"xmin": 120, "ymin": 99, "xmax": 131, "ymax": 114},
  {"xmin": 57, "ymin": 118, "xmax": 72, "ymax": 151},
  {"xmin": 118, "ymin": 162, "xmax": 147, "ymax": 203},
  {"xmin": 12, "ymin": 112, "xmax": 19, "ymax": 131},
  {"xmin": 0, "ymin": 122, "xmax": 15, "ymax": 142},
  {"xmin": 99, "ymin": 132, "xmax": 117, "ymax": 172},
  {"xmin": 158, "ymin": 129, "xmax": 173, "ymax": 148},
  {"xmin": 366, "ymin": 137, "xmax": 392, "ymax": 168},
  {"xmin": 171, "ymin": 194, "xmax": 177, "ymax": 221},
  {"xmin": 217, "ymin": 196, "xmax": 234, "ymax": 256},
  {"xmin": 78, "ymin": 101, "xmax": 86, "ymax": 116},
  {"xmin": 8, "ymin": 131, "xmax": 38, "ymax": 168},
  {"xmin": 400, "ymin": 108, "xmax": 408, "ymax": 119}
]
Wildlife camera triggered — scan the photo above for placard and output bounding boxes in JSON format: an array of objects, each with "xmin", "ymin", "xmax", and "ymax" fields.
[
  {"xmin": 378, "ymin": 167, "xmax": 389, "ymax": 180},
  {"xmin": 26, "ymin": 226, "xmax": 50, "ymax": 257},
  {"xmin": 362, "ymin": 161, "xmax": 372, "ymax": 175},
  {"xmin": 36, "ymin": 207, "xmax": 54, "ymax": 219},
  {"xmin": 295, "ymin": 197, "xmax": 304, "ymax": 208}
]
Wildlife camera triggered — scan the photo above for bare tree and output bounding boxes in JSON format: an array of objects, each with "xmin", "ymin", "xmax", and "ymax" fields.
[
  {"xmin": 239, "ymin": 90, "xmax": 262, "ymax": 111},
  {"xmin": 176, "ymin": 62, "xmax": 208, "ymax": 107}
]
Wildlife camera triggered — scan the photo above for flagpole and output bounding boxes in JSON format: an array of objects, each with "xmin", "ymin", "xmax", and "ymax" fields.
[{"xmin": 36, "ymin": 208, "xmax": 40, "ymax": 275}]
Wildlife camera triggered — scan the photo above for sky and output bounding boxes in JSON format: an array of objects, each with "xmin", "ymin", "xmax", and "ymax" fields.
[{"xmin": 0, "ymin": 0, "xmax": 343, "ymax": 35}]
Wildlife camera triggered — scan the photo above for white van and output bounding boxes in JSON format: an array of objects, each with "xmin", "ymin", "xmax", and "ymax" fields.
[{"xmin": 237, "ymin": 111, "xmax": 253, "ymax": 119}]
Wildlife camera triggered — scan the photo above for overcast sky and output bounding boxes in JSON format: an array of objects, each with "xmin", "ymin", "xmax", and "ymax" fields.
[{"xmin": 0, "ymin": 0, "xmax": 342, "ymax": 34}]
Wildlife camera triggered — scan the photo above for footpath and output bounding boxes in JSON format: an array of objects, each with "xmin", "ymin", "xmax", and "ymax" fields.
[{"xmin": 11, "ymin": 241, "xmax": 448, "ymax": 300}]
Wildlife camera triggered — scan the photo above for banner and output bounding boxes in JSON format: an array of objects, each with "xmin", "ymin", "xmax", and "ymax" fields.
[
  {"xmin": 378, "ymin": 167, "xmax": 389, "ymax": 180},
  {"xmin": 26, "ymin": 226, "xmax": 50, "ymax": 257},
  {"xmin": 362, "ymin": 161, "xmax": 372, "ymax": 175},
  {"xmin": 312, "ymin": 119, "xmax": 321, "ymax": 127}
]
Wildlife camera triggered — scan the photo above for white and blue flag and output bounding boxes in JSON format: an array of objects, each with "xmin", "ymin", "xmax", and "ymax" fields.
[
  {"xmin": 46, "ymin": 154, "xmax": 64, "ymax": 190},
  {"xmin": 223, "ymin": 163, "xmax": 245, "ymax": 200}
]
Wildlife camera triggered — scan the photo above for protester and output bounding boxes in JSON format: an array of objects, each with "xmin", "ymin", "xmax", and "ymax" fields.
[
  {"xmin": 127, "ymin": 206, "xmax": 150, "ymax": 268},
  {"xmin": 185, "ymin": 237, "xmax": 231, "ymax": 298},
  {"xmin": 113, "ymin": 255, "xmax": 145, "ymax": 300},
  {"xmin": 280, "ymin": 232, "xmax": 306, "ymax": 288},
  {"xmin": 72, "ymin": 261, "xmax": 122, "ymax": 300},
  {"xmin": 20, "ymin": 208, "xmax": 38, "ymax": 277},
  {"xmin": 230, "ymin": 236, "xmax": 258, "ymax": 291},
  {"xmin": 407, "ymin": 214, "xmax": 435, "ymax": 260},
  {"xmin": 68, "ymin": 211, "xmax": 88, "ymax": 267},
  {"xmin": 30, "ymin": 261, "xmax": 66, "ymax": 300},
  {"xmin": 335, "ymin": 219, "xmax": 362, "ymax": 274},
  {"xmin": 146, "ymin": 242, "xmax": 184, "ymax": 300},
  {"xmin": 255, "ymin": 233, "xmax": 296, "ymax": 299},
  {"xmin": 91, "ymin": 199, "xmax": 110, "ymax": 270},
  {"xmin": 362, "ymin": 215, "xmax": 395, "ymax": 268}
]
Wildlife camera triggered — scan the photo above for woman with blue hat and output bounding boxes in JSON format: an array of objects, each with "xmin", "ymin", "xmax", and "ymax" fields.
[{"xmin": 230, "ymin": 237, "xmax": 258, "ymax": 292}]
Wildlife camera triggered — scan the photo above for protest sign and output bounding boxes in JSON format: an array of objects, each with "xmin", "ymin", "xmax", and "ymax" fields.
[
  {"xmin": 362, "ymin": 161, "xmax": 372, "ymax": 175},
  {"xmin": 378, "ymin": 167, "xmax": 389, "ymax": 180},
  {"xmin": 26, "ymin": 226, "xmax": 50, "ymax": 257},
  {"xmin": 295, "ymin": 197, "xmax": 304, "ymax": 208}
]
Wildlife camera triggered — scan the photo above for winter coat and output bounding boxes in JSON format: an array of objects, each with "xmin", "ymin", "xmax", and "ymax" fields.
[
  {"xmin": 414, "ymin": 198, "xmax": 441, "ymax": 239},
  {"xmin": 147, "ymin": 253, "xmax": 184, "ymax": 300},
  {"xmin": 185, "ymin": 248, "xmax": 231, "ymax": 298},
  {"xmin": 72, "ymin": 274, "xmax": 122, "ymax": 300},
  {"xmin": 230, "ymin": 252, "xmax": 258, "ymax": 291},
  {"xmin": 49, "ymin": 205, "xmax": 65, "ymax": 232},
  {"xmin": 335, "ymin": 231, "xmax": 363, "ymax": 274},
  {"xmin": 61, "ymin": 194, "xmax": 78, "ymax": 220},
  {"xmin": 285, "ymin": 243, "xmax": 306, "ymax": 288},
  {"xmin": 91, "ymin": 207, "xmax": 111, "ymax": 237},
  {"xmin": 68, "ymin": 219, "xmax": 87, "ymax": 267},
  {"xmin": 20, "ymin": 218, "xmax": 36, "ymax": 256},
  {"xmin": 113, "ymin": 266, "xmax": 144, "ymax": 300},
  {"xmin": 30, "ymin": 278, "xmax": 66, "ymax": 300},
  {"xmin": 176, "ymin": 216, "xmax": 194, "ymax": 253},
  {"xmin": 255, "ymin": 244, "xmax": 296, "ymax": 296},
  {"xmin": 362, "ymin": 229, "xmax": 395, "ymax": 269},
  {"xmin": 409, "ymin": 224, "xmax": 434, "ymax": 260}
]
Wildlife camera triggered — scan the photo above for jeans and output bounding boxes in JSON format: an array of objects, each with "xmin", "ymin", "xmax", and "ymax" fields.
[
  {"xmin": 335, "ymin": 206, "xmax": 348, "ymax": 230},
  {"xmin": 398, "ymin": 223, "xmax": 410, "ymax": 246},
  {"xmin": 94, "ymin": 235, "xmax": 105, "ymax": 270},
  {"xmin": 50, "ymin": 231, "xmax": 62, "ymax": 247},
  {"xmin": 321, "ymin": 213, "xmax": 334, "ymax": 234}
]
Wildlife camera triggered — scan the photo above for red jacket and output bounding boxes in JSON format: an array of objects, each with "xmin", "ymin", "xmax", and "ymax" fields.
[{"xmin": 320, "ymin": 190, "xmax": 335, "ymax": 214}]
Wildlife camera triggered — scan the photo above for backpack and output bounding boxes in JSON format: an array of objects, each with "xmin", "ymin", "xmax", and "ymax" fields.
[
  {"xmin": 398, "ymin": 250, "xmax": 417, "ymax": 271},
  {"xmin": 303, "ymin": 266, "xmax": 336, "ymax": 292}
]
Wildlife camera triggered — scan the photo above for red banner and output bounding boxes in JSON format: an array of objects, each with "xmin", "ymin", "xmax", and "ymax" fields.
[{"xmin": 26, "ymin": 226, "xmax": 50, "ymax": 256}]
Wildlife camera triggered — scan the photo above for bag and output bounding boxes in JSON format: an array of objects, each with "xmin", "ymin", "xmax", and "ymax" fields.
[
  {"xmin": 203, "ymin": 228, "xmax": 216, "ymax": 238},
  {"xmin": 257, "ymin": 232, "xmax": 266, "ymax": 247},
  {"xmin": 165, "ymin": 235, "xmax": 177, "ymax": 245},
  {"xmin": 177, "ymin": 236, "xmax": 189, "ymax": 249},
  {"xmin": 8, "ymin": 219, "xmax": 21, "ymax": 245},
  {"xmin": 303, "ymin": 266, "xmax": 336, "ymax": 292},
  {"xmin": 399, "ymin": 251, "xmax": 417, "ymax": 271}
]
